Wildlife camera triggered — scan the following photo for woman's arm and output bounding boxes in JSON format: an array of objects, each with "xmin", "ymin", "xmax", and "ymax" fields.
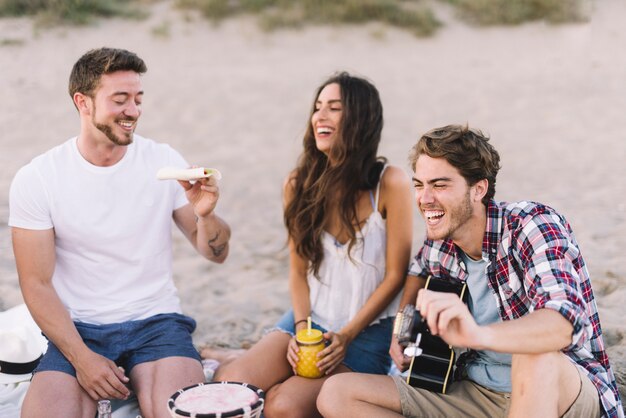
[
  {"xmin": 341, "ymin": 165, "xmax": 413, "ymax": 338},
  {"xmin": 283, "ymin": 176, "xmax": 315, "ymax": 370},
  {"xmin": 318, "ymin": 166, "xmax": 414, "ymax": 372},
  {"xmin": 288, "ymin": 240, "xmax": 313, "ymax": 333},
  {"xmin": 283, "ymin": 175, "xmax": 312, "ymax": 332}
]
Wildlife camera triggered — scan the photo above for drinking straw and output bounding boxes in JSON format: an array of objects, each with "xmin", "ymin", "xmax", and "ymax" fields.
[{"xmin": 307, "ymin": 316, "xmax": 312, "ymax": 335}]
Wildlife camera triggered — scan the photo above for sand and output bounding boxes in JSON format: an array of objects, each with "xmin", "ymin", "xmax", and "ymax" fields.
[{"xmin": 0, "ymin": 0, "xmax": 624, "ymax": 403}]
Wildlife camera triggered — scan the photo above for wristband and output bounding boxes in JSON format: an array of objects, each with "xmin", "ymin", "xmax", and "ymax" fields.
[{"xmin": 294, "ymin": 319, "xmax": 307, "ymax": 326}]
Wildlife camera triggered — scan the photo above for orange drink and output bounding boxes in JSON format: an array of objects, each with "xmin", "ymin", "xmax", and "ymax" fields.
[{"xmin": 295, "ymin": 328, "xmax": 324, "ymax": 378}]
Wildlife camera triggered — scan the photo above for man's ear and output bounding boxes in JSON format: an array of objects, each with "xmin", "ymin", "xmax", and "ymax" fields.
[
  {"xmin": 73, "ymin": 92, "xmax": 92, "ymax": 115},
  {"xmin": 472, "ymin": 178, "xmax": 489, "ymax": 203}
]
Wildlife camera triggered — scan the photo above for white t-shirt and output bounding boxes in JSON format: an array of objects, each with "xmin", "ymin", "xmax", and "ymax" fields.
[{"xmin": 9, "ymin": 135, "xmax": 189, "ymax": 325}]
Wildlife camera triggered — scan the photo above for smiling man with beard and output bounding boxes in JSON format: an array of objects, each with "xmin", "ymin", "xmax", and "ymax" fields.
[
  {"xmin": 8, "ymin": 47, "xmax": 231, "ymax": 418},
  {"xmin": 317, "ymin": 125, "xmax": 623, "ymax": 418}
]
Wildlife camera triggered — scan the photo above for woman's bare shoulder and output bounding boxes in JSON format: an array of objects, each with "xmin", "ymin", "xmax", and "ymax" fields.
[
  {"xmin": 380, "ymin": 164, "xmax": 411, "ymax": 189},
  {"xmin": 283, "ymin": 169, "xmax": 298, "ymax": 192}
]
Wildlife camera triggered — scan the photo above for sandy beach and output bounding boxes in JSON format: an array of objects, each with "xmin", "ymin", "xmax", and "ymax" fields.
[{"xmin": 0, "ymin": 0, "xmax": 624, "ymax": 403}]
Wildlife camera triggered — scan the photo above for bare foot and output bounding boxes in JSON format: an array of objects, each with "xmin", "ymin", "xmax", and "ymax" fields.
[{"xmin": 199, "ymin": 345, "xmax": 247, "ymax": 366}]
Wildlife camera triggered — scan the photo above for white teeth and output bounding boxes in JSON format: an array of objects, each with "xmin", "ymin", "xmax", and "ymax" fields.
[
  {"xmin": 118, "ymin": 121, "xmax": 133, "ymax": 128},
  {"xmin": 317, "ymin": 127, "xmax": 332, "ymax": 134},
  {"xmin": 425, "ymin": 210, "xmax": 444, "ymax": 220}
]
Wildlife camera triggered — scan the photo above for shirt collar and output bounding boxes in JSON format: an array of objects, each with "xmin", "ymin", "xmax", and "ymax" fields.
[{"xmin": 482, "ymin": 199, "xmax": 503, "ymax": 263}]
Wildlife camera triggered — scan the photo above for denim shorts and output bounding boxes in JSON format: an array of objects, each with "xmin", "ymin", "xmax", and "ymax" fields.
[
  {"xmin": 35, "ymin": 313, "xmax": 201, "ymax": 377},
  {"xmin": 272, "ymin": 309, "xmax": 393, "ymax": 375}
]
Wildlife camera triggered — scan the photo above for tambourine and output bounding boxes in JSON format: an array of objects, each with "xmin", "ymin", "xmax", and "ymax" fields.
[{"xmin": 168, "ymin": 381, "xmax": 264, "ymax": 418}]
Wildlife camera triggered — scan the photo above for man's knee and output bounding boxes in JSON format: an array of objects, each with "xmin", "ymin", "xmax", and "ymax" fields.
[
  {"xmin": 511, "ymin": 352, "xmax": 572, "ymax": 383},
  {"xmin": 510, "ymin": 352, "xmax": 581, "ymax": 417}
]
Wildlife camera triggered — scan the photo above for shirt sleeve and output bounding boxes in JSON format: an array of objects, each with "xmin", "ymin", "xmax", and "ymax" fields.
[
  {"xmin": 8, "ymin": 164, "xmax": 53, "ymax": 230},
  {"xmin": 408, "ymin": 244, "xmax": 430, "ymax": 278},
  {"xmin": 513, "ymin": 211, "xmax": 591, "ymax": 351}
]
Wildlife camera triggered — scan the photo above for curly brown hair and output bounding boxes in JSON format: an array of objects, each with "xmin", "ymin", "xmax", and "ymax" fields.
[{"xmin": 409, "ymin": 124, "xmax": 501, "ymax": 206}]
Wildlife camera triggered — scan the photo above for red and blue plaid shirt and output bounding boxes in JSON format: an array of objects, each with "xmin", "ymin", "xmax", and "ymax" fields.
[{"xmin": 408, "ymin": 200, "xmax": 623, "ymax": 418}]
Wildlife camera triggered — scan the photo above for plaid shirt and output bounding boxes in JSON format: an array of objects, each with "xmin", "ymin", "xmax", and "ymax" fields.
[{"xmin": 408, "ymin": 200, "xmax": 623, "ymax": 418}]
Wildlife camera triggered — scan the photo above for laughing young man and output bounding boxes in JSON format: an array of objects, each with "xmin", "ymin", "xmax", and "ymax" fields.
[
  {"xmin": 9, "ymin": 47, "xmax": 230, "ymax": 418},
  {"xmin": 317, "ymin": 125, "xmax": 623, "ymax": 418}
]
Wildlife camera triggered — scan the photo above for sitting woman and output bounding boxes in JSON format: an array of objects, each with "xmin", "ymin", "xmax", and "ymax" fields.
[{"xmin": 211, "ymin": 72, "xmax": 413, "ymax": 417}]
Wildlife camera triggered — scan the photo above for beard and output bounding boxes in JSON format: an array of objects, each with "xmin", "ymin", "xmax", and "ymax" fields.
[
  {"xmin": 92, "ymin": 104, "xmax": 135, "ymax": 146},
  {"xmin": 94, "ymin": 121, "xmax": 133, "ymax": 146},
  {"xmin": 426, "ymin": 189, "xmax": 474, "ymax": 241}
]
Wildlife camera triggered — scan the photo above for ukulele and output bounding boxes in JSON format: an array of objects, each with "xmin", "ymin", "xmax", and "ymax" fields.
[{"xmin": 393, "ymin": 276, "xmax": 467, "ymax": 393}]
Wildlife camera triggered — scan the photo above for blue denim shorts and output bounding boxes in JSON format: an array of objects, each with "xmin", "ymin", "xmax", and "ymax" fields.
[
  {"xmin": 272, "ymin": 309, "xmax": 393, "ymax": 375},
  {"xmin": 35, "ymin": 313, "xmax": 201, "ymax": 377}
]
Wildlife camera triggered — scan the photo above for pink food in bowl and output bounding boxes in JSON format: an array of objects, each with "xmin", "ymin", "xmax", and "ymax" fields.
[{"xmin": 174, "ymin": 384, "xmax": 259, "ymax": 414}]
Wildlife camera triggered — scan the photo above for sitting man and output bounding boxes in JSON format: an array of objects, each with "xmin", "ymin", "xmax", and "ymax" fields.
[
  {"xmin": 317, "ymin": 124, "xmax": 623, "ymax": 418},
  {"xmin": 9, "ymin": 47, "xmax": 230, "ymax": 418}
]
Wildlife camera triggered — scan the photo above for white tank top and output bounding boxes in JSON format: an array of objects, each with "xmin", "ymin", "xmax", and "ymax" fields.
[{"xmin": 308, "ymin": 166, "xmax": 400, "ymax": 332}]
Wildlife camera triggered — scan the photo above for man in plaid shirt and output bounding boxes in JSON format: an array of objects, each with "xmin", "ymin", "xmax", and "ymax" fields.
[{"xmin": 317, "ymin": 125, "xmax": 623, "ymax": 417}]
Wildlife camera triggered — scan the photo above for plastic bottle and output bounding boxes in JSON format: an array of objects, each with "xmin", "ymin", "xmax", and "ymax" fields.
[{"xmin": 97, "ymin": 399, "xmax": 112, "ymax": 418}]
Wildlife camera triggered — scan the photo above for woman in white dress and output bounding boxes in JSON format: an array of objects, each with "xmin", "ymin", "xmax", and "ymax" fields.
[{"xmin": 212, "ymin": 72, "xmax": 413, "ymax": 418}]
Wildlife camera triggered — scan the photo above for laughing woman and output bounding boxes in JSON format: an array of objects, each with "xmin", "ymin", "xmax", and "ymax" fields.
[{"xmin": 212, "ymin": 72, "xmax": 413, "ymax": 417}]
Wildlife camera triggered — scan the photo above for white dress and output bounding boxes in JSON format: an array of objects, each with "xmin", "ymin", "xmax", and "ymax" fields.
[{"xmin": 308, "ymin": 166, "xmax": 400, "ymax": 332}]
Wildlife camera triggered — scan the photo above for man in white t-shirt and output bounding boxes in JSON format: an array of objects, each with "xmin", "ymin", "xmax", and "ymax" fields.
[{"xmin": 8, "ymin": 47, "xmax": 231, "ymax": 418}]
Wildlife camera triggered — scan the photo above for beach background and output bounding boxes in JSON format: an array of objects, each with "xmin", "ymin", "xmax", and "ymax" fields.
[{"xmin": 0, "ymin": 0, "xmax": 624, "ymax": 404}]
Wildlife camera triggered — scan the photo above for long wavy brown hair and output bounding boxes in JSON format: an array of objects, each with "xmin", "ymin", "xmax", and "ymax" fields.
[{"xmin": 284, "ymin": 72, "xmax": 386, "ymax": 277}]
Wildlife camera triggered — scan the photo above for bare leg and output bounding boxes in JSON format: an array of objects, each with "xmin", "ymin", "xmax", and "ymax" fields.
[
  {"xmin": 264, "ymin": 365, "xmax": 351, "ymax": 418},
  {"xmin": 317, "ymin": 373, "xmax": 403, "ymax": 418},
  {"xmin": 508, "ymin": 352, "xmax": 580, "ymax": 418},
  {"xmin": 130, "ymin": 356, "xmax": 204, "ymax": 418},
  {"xmin": 213, "ymin": 331, "xmax": 292, "ymax": 390},
  {"xmin": 21, "ymin": 371, "xmax": 96, "ymax": 418}
]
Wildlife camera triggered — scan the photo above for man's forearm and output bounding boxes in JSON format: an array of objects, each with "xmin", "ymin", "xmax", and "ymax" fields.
[
  {"xmin": 13, "ymin": 227, "xmax": 90, "ymax": 365},
  {"xmin": 22, "ymin": 281, "xmax": 89, "ymax": 364},
  {"xmin": 195, "ymin": 212, "xmax": 231, "ymax": 262},
  {"xmin": 479, "ymin": 309, "xmax": 573, "ymax": 354}
]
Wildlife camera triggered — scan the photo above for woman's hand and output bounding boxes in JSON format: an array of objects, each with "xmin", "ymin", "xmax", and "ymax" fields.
[
  {"xmin": 316, "ymin": 331, "xmax": 350, "ymax": 375},
  {"xmin": 286, "ymin": 336, "xmax": 300, "ymax": 373}
]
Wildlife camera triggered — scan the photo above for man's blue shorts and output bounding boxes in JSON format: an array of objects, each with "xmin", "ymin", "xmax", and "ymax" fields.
[
  {"xmin": 272, "ymin": 309, "xmax": 393, "ymax": 375},
  {"xmin": 35, "ymin": 313, "xmax": 201, "ymax": 377}
]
